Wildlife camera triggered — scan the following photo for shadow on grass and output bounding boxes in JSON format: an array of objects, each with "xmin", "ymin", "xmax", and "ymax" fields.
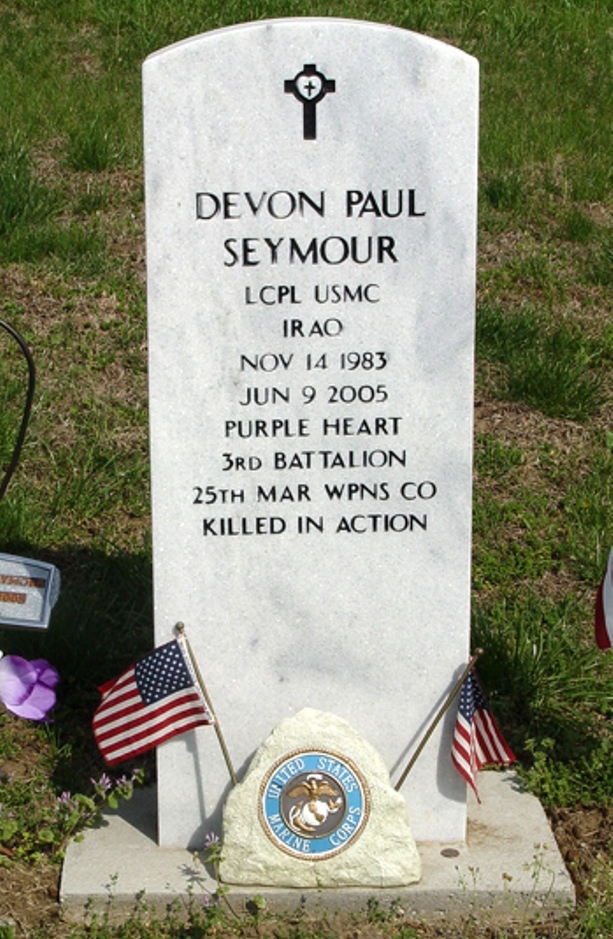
[{"xmin": 0, "ymin": 541, "xmax": 155, "ymax": 792}]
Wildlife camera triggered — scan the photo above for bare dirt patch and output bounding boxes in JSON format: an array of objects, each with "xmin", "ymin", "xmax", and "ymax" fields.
[{"xmin": 548, "ymin": 805, "xmax": 613, "ymax": 904}]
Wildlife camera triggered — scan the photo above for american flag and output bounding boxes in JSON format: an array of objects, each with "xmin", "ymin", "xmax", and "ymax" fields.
[
  {"xmin": 595, "ymin": 548, "xmax": 612, "ymax": 650},
  {"xmin": 451, "ymin": 670, "xmax": 515, "ymax": 802},
  {"xmin": 93, "ymin": 638, "xmax": 214, "ymax": 766}
]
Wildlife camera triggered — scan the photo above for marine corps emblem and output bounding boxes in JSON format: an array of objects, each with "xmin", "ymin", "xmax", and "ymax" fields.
[{"xmin": 260, "ymin": 750, "xmax": 369, "ymax": 858}]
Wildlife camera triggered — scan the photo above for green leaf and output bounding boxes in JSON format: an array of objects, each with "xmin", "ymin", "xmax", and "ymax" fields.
[
  {"xmin": 37, "ymin": 828, "xmax": 57, "ymax": 844},
  {"xmin": 107, "ymin": 792, "xmax": 119, "ymax": 810}
]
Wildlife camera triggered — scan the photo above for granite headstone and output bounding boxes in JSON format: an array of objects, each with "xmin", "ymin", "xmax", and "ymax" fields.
[{"xmin": 144, "ymin": 18, "xmax": 478, "ymax": 849}]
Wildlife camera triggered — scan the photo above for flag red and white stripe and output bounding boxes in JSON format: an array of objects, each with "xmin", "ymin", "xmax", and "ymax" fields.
[
  {"xmin": 93, "ymin": 638, "xmax": 213, "ymax": 765},
  {"xmin": 595, "ymin": 549, "xmax": 613, "ymax": 650},
  {"xmin": 451, "ymin": 670, "xmax": 515, "ymax": 802}
]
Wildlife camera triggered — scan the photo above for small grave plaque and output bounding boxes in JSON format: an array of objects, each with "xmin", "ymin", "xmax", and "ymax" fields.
[
  {"xmin": 0, "ymin": 553, "xmax": 60, "ymax": 630},
  {"xmin": 144, "ymin": 18, "xmax": 478, "ymax": 849}
]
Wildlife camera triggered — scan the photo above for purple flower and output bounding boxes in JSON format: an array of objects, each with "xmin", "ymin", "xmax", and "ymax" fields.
[
  {"xmin": 91, "ymin": 773, "xmax": 113, "ymax": 793},
  {"xmin": 57, "ymin": 791, "xmax": 77, "ymax": 810},
  {"xmin": 0, "ymin": 655, "xmax": 59, "ymax": 721}
]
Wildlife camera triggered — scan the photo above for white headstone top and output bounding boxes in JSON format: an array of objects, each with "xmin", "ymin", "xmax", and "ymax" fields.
[{"xmin": 144, "ymin": 18, "xmax": 478, "ymax": 849}]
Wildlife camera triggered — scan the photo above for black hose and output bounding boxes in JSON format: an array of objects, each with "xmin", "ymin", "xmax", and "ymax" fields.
[{"xmin": 0, "ymin": 319, "xmax": 36, "ymax": 501}]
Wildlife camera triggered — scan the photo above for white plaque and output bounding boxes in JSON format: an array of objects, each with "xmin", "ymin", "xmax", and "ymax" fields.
[{"xmin": 0, "ymin": 553, "xmax": 60, "ymax": 630}]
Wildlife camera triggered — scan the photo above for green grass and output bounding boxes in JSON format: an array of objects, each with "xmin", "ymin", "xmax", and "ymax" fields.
[
  {"xmin": 477, "ymin": 305, "xmax": 607, "ymax": 420},
  {"xmin": 0, "ymin": 137, "xmax": 58, "ymax": 239},
  {"xmin": 0, "ymin": 1, "xmax": 611, "ymax": 938}
]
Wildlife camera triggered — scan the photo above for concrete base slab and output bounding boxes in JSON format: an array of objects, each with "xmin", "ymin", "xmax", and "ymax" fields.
[{"xmin": 60, "ymin": 772, "xmax": 574, "ymax": 925}]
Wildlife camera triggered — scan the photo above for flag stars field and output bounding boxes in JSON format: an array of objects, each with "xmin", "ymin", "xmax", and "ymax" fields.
[{"xmin": 136, "ymin": 642, "xmax": 196, "ymax": 705}]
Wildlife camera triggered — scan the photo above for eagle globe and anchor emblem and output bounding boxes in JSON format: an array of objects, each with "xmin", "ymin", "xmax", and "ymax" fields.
[{"xmin": 260, "ymin": 750, "xmax": 370, "ymax": 859}]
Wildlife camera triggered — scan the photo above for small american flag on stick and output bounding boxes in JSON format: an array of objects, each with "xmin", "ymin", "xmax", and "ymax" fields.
[
  {"xmin": 451, "ymin": 670, "xmax": 515, "ymax": 802},
  {"xmin": 595, "ymin": 548, "xmax": 613, "ymax": 650},
  {"xmin": 93, "ymin": 637, "xmax": 214, "ymax": 766}
]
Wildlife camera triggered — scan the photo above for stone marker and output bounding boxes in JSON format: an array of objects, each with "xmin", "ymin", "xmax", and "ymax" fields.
[
  {"xmin": 144, "ymin": 18, "xmax": 479, "ymax": 850},
  {"xmin": 220, "ymin": 708, "xmax": 421, "ymax": 887},
  {"xmin": 0, "ymin": 553, "xmax": 60, "ymax": 629}
]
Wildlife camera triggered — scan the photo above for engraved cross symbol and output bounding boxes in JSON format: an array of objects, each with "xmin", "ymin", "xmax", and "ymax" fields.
[{"xmin": 284, "ymin": 64, "xmax": 336, "ymax": 140}]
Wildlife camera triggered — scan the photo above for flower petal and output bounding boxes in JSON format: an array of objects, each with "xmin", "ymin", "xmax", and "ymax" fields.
[
  {"xmin": 0, "ymin": 655, "xmax": 59, "ymax": 721},
  {"xmin": 7, "ymin": 682, "xmax": 56, "ymax": 720},
  {"xmin": 31, "ymin": 659, "xmax": 60, "ymax": 689},
  {"xmin": 0, "ymin": 656, "xmax": 37, "ymax": 707}
]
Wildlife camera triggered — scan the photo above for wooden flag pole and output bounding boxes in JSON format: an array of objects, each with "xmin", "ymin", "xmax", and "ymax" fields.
[
  {"xmin": 175, "ymin": 623, "xmax": 238, "ymax": 787},
  {"xmin": 394, "ymin": 648, "xmax": 484, "ymax": 791}
]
